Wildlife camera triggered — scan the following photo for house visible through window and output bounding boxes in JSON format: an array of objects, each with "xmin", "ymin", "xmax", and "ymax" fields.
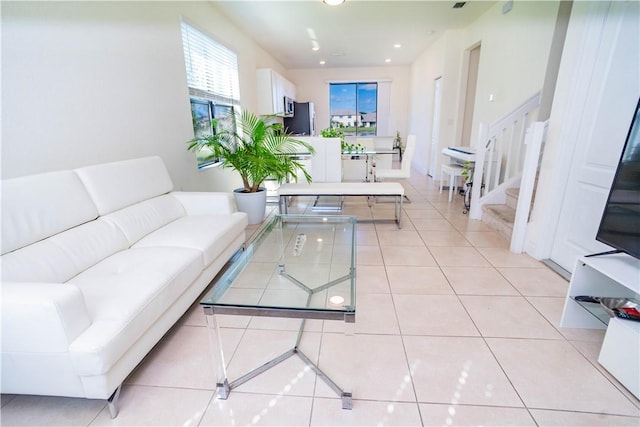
[
  {"xmin": 329, "ymin": 82, "xmax": 377, "ymax": 136},
  {"xmin": 181, "ymin": 21, "xmax": 240, "ymax": 167}
]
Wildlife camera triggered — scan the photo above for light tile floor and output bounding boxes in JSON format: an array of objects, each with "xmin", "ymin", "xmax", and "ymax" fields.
[{"xmin": 2, "ymin": 174, "xmax": 640, "ymax": 426}]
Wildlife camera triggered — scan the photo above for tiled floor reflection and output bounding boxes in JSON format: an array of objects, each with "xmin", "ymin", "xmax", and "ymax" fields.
[{"xmin": 2, "ymin": 173, "xmax": 639, "ymax": 427}]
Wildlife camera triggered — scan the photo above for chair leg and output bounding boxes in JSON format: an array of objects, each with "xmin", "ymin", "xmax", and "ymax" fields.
[{"xmin": 448, "ymin": 174, "xmax": 454, "ymax": 202}]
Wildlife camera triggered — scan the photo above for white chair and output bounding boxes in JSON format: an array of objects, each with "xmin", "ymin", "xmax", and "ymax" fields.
[
  {"xmin": 375, "ymin": 135, "xmax": 416, "ymax": 202},
  {"xmin": 440, "ymin": 163, "xmax": 464, "ymax": 202},
  {"xmin": 375, "ymin": 135, "xmax": 416, "ymax": 181},
  {"xmin": 372, "ymin": 136, "xmax": 394, "ymax": 171},
  {"xmin": 342, "ymin": 137, "xmax": 374, "ymax": 181},
  {"xmin": 306, "ymin": 136, "xmax": 343, "ymax": 210}
]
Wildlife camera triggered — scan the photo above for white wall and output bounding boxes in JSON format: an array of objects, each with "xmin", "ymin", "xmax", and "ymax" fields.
[
  {"xmin": 286, "ymin": 66, "xmax": 411, "ymax": 140},
  {"xmin": 408, "ymin": 31, "xmax": 464, "ymax": 176},
  {"xmin": 1, "ymin": 1, "xmax": 284, "ymax": 191},
  {"xmin": 462, "ymin": 1, "xmax": 559, "ymax": 134},
  {"xmin": 407, "ymin": 1, "xmax": 559, "ymax": 178}
]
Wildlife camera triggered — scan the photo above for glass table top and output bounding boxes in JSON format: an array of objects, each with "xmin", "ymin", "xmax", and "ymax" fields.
[{"xmin": 201, "ymin": 214, "xmax": 356, "ymax": 315}]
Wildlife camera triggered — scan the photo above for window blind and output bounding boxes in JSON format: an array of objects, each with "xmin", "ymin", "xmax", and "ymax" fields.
[{"xmin": 181, "ymin": 21, "xmax": 240, "ymax": 105}]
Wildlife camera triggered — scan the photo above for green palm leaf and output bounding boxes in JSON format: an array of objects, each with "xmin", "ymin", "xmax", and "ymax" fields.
[{"xmin": 188, "ymin": 110, "xmax": 315, "ymax": 192}]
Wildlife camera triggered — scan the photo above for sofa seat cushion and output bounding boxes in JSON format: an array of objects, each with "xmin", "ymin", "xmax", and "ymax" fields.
[
  {"xmin": 133, "ymin": 212, "xmax": 248, "ymax": 267},
  {"xmin": 67, "ymin": 246, "xmax": 201, "ymax": 376}
]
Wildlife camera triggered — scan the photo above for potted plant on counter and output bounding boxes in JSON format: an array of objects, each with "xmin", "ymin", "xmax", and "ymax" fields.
[
  {"xmin": 321, "ymin": 126, "xmax": 364, "ymax": 153},
  {"xmin": 188, "ymin": 110, "xmax": 314, "ymax": 224}
]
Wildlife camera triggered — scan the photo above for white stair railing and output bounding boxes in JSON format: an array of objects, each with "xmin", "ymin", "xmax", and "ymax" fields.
[
  {"xmin": 469, "ymin": 92, "xmax": 541, "ymax": 219},
  {"xmin": 510, "ymin": 120, "xmax": 548, "ymax": 253}
]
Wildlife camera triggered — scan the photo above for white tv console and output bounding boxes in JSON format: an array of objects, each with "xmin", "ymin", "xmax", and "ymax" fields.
[{"xmin": 561, "ymin": 253, "xmax": 640, "ymax": 399}]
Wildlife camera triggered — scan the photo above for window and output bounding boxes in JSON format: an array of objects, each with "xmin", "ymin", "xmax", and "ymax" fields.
[
  {"xmin": 190, "ymin": 98, "xmax": 213, "ymax": 139},
  {"xmin": 181, "ymin": 21, "xmax": 240, "ymax": 167},
  {"xmin": 329, "ymin": 82, "xmax": 378, "ymax": 136}
]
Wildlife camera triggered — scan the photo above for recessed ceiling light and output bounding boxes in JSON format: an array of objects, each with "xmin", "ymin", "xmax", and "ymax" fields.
[
  {"xmin": 312, "ymin": 46, "xmax": 320, "ymax": 51},
  {"xmin": 394, "ymin": 44, "xmax": 402, "ymax": 48},
  {"xmin": 385, "ymin": 58, "xmax": 391, "ymax": 63},
  {"xmin": 323, "ymin": 0, "xmax": 345, "ymax": 5},
  {"xmin": 319, "ymin": 60, "xmax": 326, "ymax": 65}
]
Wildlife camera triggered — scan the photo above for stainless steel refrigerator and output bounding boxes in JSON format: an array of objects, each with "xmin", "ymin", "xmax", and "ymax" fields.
[{"xmin": 284, "ymin": 102, "xmax": 315, "ymax": 136}]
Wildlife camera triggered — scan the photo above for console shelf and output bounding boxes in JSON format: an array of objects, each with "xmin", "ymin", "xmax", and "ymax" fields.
[
  {"xmin": 571, "ymin": 297, "xmax": 610, "ymax": 326},
  {"xmin": 561, "ymin": 253, "xmax": 640, "ymax": 399}
]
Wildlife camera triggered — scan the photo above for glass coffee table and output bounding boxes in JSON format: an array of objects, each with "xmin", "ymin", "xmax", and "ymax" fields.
[{"xmin": 201, "ymin": 214, "xmax": 356, "ymax": 409}]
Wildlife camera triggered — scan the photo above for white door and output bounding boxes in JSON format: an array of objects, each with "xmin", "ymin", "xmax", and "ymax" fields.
[
  {"xmin": 549, "ymin": 1, "xmax": 639, "ymax": 271},
  {"xmin": 429, "ymin": 77, "xmax": 442, "ymax": 177}
]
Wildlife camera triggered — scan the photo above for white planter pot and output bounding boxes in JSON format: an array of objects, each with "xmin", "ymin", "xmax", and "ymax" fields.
[{"xmin": 233, "ymin": 187, "xmax": 267, "ymax": 225}]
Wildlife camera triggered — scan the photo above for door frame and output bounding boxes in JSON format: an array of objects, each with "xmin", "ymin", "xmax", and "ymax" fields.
[
  {"xmin": 457, "ymin": 42, "xmax": 481, "ymax": 148},
  {"xmin": 429, "ymin": 76, "xmax": 443, "ymax": 177}
]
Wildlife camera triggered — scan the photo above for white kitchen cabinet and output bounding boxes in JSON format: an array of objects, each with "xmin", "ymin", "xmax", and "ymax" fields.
[
  {"xmin": 281, "ymin": 78, "xmax": 296, "ymax": 101},
  {"xmin": 256, "ymin": 68, "xmax": 296, "ymax": 117},
  {"xmin": 560, "ymin": 253, "xmax": 640, "ymax": 398}
]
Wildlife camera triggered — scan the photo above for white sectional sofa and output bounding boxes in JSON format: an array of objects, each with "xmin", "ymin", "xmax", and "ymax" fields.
[{"xmin": 1, "ymin": 156, "xmax": 248, "ymax": 416}]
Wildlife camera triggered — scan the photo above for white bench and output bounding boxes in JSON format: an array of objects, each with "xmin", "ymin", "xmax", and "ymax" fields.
[{"xmin": 278, "ymin": 182, "xmax": 405, "ymax": 228}]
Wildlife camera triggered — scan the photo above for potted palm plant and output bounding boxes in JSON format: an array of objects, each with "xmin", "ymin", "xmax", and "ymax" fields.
[{"xmin": 188, "ymin": 110, "xmax": 314, "ymax": 224}]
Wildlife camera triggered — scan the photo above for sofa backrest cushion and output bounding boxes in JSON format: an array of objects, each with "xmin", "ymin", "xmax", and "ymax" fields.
[
  {"xmin": 2, "ymin": 219, "xmax": 129, "ymax": 283},
  {"xmin": 74, "ymin": 156, "xmax": 174, "ymax": 216},
  {"xmin": 102, "ymin": 194, "xmax": 186, "ymax": 246},
  {"xmin": 1, "ymin": 171, "xmax": 99, "ymax": 255}
]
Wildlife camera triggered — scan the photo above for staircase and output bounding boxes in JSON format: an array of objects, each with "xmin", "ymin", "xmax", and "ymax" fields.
[
  {"xmin": 469, "ymin": 93, "xmax": 548, "ymax": 253},
  {"xmin": 481, "ymin": 188, "xmax": 520, "ymax": 241},
  {"xmin": 482, "ymin": 183, "xmax": 538, "ymax": 242}
]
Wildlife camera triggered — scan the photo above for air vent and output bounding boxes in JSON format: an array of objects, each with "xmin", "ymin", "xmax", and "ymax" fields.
[{"xmin": 453, "ymin": 2, "xmax": 466, "ymax": 8}]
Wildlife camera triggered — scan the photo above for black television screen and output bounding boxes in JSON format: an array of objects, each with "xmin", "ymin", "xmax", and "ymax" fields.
[{"xmin": 595, "ymin": 97, "xmax": 640, "ymax": 259}]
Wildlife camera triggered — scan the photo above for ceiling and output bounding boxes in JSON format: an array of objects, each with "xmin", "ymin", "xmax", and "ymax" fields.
[{"xmin": 212, "ymin": 0, "xmax": 496, "ymax": 69}]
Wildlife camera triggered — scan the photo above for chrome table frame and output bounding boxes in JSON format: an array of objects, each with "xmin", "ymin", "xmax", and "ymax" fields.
[
  {"xmin": 201, "ymin": 215, "xmax": 356, "ymax": 410},
  {"xmin": 277, "ymin": 182, "xmax": 405, "ymax": 228}
]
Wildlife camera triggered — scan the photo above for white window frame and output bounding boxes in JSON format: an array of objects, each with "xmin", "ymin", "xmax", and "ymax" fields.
[{"xmin": 181, "ymin": 20, "xmax": 241, "ymax": 168}]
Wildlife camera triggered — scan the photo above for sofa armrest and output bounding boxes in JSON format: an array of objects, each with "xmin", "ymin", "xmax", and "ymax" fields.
[
  {"xmin": 169, "ymin": 191, "xmax": 237, "ymax": 216},
  {"xmin": 1, "ymin": 282, "xmax": 91, "ymax": 353}
]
